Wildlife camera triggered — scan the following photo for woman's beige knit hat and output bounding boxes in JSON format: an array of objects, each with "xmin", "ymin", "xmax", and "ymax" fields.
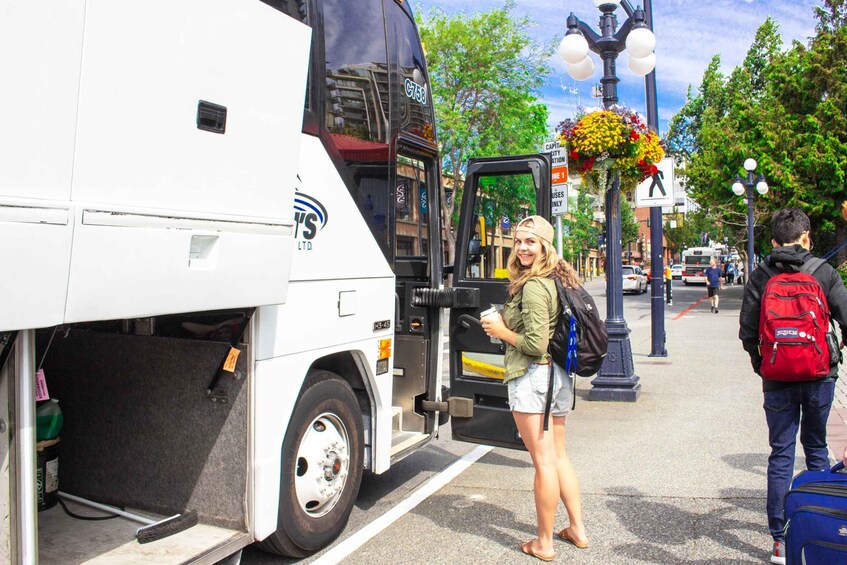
[{"xmin": 515, "ymin": 215, "xmax": 554, "ymax": 244}]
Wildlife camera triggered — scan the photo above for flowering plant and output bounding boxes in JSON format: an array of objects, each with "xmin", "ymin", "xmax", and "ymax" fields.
[{"xmin": 556, "ymin": 107, "xmax": 664, "ymax": 194}]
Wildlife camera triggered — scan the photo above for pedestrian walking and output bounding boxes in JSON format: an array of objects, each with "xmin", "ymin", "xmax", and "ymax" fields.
[
  {"xmin": 664, "ymin": 263, "xmax": 673, "ymax": 305},
  {"xmin": 481, "ymin": 215, "xmax": 588, "ymax": 561},
  {"xmin": 739, "ymin": 207, "xmax": 847, "ymax": 565},
  {"xmin": 704, "ymin": 258, "xmax": 723, "ymax": 313},
  {"xmin": 726, "ymin": 262, "xmax": 736, "ymax": 286}
]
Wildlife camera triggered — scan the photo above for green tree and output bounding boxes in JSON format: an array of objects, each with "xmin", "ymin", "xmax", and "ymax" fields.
[
  {"xmin": 815, "ymin": 0, "xmax": 847, "ymax": 33},
  {"xmin": 665, "ymin": 21, "xmax": 781, "ymax": 258},
  {"xmin": 417, "ymin": 2, "xmax": 552, "ymax": 264},
  {"xmin": 561, "ymin": 189, "xmax": 600, "ymax": 272},
  {"xmin": 663, "ymin": 209, "xmax": 724, "ymax": 261},
  {"xmin": 766, "ymin": 0, "xmax": 847, "ymax": 261},
  {"xmin": 666, "ymin": 3, "xmax": 847, "ymax": 265},
  {"xmin": 663, "ymin": 209, "xmax": 697, "ymax": 261},
  {"xmin": 620, "ymin": 197, "xmax": 639, "ymax": 249}
]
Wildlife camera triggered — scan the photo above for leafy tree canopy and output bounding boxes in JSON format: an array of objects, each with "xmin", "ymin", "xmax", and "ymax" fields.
[
  {"xmin": 560, "ymin": 189, "xmax": 600, "ymax": 268},
  {"xmin": 665, "ymin": 0, "xmax": 847, "ymax": 265},
  {"xmin": 620, "ymin": 197, "xmax": 640, "ymax": 248},
  {"xmin": 417, "ymin": 1, "xmax": 552, "ymax": 262}
]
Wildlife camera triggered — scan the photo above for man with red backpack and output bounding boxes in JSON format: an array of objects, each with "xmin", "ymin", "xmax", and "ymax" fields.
[{"xmin": 739, "ymin": 207, "xmax": 847, "ymax": 564}]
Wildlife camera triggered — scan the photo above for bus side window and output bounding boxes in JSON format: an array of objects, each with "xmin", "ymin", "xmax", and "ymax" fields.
[
  {"xmin": 386, "ymin": 1, "xmax": 435, "ymax": 142},
  {"xmin": 322, "ymin": 0, "xmax": 389, "ymax": 144},
  {"xmin": 321, "ymin": 0, "xmax": 392, "ymax": 259},
  {"xmin": 395, "ymin": 153, "xmax": 433, "ymax": 259}
]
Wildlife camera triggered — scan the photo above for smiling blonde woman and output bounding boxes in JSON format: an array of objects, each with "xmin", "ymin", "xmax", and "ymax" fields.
[{"xmin": 480, "ymin": 215, "xmax": 588, "ymax": 561}]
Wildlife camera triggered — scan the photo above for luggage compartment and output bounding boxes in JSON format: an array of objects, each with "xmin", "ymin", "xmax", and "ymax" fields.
[{"xmin": 32, "ymin": 319, "xmax": 252, "ymax": 564}]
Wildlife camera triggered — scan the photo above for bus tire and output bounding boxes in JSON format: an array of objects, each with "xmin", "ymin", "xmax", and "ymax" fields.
[{"xmin": 258, "ymin": 370, "xmax": 364, "ymax": 557}]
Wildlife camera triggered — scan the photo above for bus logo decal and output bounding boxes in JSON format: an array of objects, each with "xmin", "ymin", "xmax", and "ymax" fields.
[{"xmin": 293, "ymin": 191, "xmax": 328, "ymax": 250}]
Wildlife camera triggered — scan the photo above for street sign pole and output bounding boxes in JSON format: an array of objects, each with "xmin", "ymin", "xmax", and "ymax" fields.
[
  {"xmin": 556, "ymin": 215, "xmax": 563, "ymax": 257},
  {"xmin": 644, "ymin": 0, "xmax": 667, "ymax": 357}
]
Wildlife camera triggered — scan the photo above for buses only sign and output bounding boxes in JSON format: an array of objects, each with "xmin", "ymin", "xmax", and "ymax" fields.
[{"xmin": 544, "ymin": 139, "xmax": 568, "ymax": 216}]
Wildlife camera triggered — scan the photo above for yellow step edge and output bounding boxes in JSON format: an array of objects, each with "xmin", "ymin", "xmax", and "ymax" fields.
[{"xmin": 461, "ymin": 353, "xmax": 505, "ymax": 381}]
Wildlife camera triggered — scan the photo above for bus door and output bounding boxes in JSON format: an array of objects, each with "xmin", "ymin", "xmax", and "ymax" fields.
[
  {"xmin": 448, "ymin": 155, "xmax": 551, "ymax": 450},
  {"xmin": 392, "ymin": 140, "xmax": 443, "ymax": 449}
]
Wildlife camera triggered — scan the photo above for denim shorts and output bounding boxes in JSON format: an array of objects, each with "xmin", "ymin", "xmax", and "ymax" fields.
[{"xmin": 507, "ymin": 362, "xmax": 573, "ymax": 417}]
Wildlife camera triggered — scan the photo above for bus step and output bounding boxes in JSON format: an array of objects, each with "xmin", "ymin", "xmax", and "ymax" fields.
[{"xmin": 391, "ymin": 406, "xmax": 402, "ymax": 431}]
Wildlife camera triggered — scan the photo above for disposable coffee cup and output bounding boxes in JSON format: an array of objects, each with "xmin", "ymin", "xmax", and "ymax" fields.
[
  {"xmin": 480, "ymin": 307, "xmax": 499, "ymax": 321},
  {"xmin": 479, "ymin": 307, "xmax": 502, "ymax": 344}
]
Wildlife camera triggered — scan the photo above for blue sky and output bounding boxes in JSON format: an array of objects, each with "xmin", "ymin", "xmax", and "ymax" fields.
[{"xmin": 411, "ymin": 0, "xmax": 821, "ymax": 135}]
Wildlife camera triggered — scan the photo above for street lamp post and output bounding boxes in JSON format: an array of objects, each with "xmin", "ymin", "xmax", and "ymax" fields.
[
  {"xmin": 731, "ymin": 158, "xmax": 769, "ymax": 276},
  {"xmin": 558, "ymin": 0, "xmax": 656, "ymax": 401}
]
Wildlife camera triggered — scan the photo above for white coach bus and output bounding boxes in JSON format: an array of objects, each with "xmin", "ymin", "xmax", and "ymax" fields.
[
  {"xmin": 0, "ymin": 1, "xmax": 551, "ymax": 562},
  {"xmin": 681, "ymin": 246, "xmax": 721, "ymax": 285}
]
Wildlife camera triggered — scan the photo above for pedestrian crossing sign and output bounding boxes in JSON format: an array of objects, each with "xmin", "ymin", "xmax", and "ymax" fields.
[{"xmin": 635, "ymin": 157, "xmax": 674, "ymax": 207}]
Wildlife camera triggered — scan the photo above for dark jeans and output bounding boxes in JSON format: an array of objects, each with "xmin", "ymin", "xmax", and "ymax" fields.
[{"xmin": 763, "ymin": 378, "xmax": 835, "ymax": 540}]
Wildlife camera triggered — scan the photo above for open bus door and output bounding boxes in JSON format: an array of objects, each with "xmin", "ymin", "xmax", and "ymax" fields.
[{"xmin": 448, "ymin": 154, "xmax": 551, "ymax": 450}]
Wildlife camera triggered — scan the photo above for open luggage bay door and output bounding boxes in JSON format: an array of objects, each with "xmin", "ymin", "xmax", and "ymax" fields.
[{"xmin": 448, "ymin": 155, "xmax": 551, "ymax": 450}]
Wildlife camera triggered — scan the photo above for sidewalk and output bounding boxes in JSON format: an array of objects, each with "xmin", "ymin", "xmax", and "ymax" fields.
[
  {"xmin": 582, "ymin": 276, "xmax": 847, "ymax": 462},
  {"xmin": 827, "ymin": 361, "xmax": 847, "ymax": 458},
  {"xmin": 566, "ymin": 281, "xmax": 847, "ymax": 562},
  {"xmin": 355, "ymin": 282, "xmax": 842, "ymax": 563}
]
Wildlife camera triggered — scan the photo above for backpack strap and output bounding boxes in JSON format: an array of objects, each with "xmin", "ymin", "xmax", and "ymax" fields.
[
  {"xmin": 542, "ymin": 277, "xmax": 565, "ymax": 431},
  {"xmin": 760, "ymin": 256, "xmax": 825, "ymax": 278},
  {"xmin": 758, "ymin": 261, "xmax": 776, "ymax": 278},
  {"xmin": 799, "ymin": 256, "xmax": 826, "ymax": 276},
  {"xmin": 543, "ymin": 364, "xmax": 554, "ymax": 431}
]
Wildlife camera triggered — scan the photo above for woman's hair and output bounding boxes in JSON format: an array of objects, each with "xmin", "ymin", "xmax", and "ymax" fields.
[{"xmin": 507, "ymin": 224, "xmax": 580, "ymax": 296}]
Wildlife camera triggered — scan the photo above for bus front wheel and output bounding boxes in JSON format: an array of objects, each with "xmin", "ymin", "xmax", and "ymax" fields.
[{"xmin": 259, "ymin": 371, "xmax": 364, "ymax": 557}]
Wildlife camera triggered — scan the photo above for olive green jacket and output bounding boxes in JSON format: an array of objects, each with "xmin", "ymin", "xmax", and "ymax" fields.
[{"xmin": 502, "ymin": 277, "xmax": 560, "ymax": 383}]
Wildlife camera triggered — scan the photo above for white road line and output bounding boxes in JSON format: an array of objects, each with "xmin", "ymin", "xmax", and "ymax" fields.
[{"xmin": 311, "ymin": 444, "xmax": 494, "ymax": 565}]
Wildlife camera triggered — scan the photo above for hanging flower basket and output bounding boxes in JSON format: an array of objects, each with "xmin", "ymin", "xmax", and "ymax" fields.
[{"xmin": 556, "ymin": 107, "xmax": 664, "ymax": 194}]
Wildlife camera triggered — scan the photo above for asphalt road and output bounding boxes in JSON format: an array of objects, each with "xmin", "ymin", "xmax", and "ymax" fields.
[{"xmin": 242, "ymin": 278, "xmax": 723, "ymax": 564}]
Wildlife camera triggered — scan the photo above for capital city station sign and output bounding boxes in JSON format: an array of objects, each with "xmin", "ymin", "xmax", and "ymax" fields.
[{"xmin": 543, "ymin": 139, "xmax": 568, "ymax": 216}]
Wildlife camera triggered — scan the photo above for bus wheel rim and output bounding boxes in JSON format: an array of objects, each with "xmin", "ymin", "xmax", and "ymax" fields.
[{"xmin": 293, "ymin": 412, "xmax": 351, "ymax": 518}]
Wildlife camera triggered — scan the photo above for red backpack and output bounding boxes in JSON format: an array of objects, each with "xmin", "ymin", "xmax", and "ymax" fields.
[{"xmin": 758, "ymin": 258, "xmax": 831, "ymax": 381}]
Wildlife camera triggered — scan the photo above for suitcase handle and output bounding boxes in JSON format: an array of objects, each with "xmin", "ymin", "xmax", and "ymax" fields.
[{"xmin": 831, "ymin": 461, "xmax": 845, "ymax": 473}]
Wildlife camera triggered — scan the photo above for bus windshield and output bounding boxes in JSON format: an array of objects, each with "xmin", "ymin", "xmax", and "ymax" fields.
[{"xmin": 684, "ymin": 255, "xmax": 712, "ymax": 266}]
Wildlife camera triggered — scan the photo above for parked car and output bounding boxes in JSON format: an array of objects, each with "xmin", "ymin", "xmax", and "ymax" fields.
[
  {"xmin": 671, "ymin": 264, "xmax": 683, "ymax": 280},
  {"xmin": 622, "ymin": 265, "xmax": 648, "ymax": 294}
]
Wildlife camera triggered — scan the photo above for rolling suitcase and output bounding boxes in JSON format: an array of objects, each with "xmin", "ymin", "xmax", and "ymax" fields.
[{"xmin": 784, "ymin": 461, "xmax": 847, "ymax": 564}]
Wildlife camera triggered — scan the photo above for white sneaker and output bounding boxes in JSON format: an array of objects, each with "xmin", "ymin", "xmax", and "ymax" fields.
[{"xmin": 770, "ymin": 540, "xmax": 786, "ymax": 565}]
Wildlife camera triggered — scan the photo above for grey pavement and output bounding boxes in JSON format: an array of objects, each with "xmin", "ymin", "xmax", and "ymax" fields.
[{"xmin": 343, "ymin": 280, "xmax": 838, "ymax": 564}]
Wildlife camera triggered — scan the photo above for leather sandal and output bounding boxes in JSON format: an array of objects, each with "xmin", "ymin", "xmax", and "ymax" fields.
[
  {"xmin": 520, "ymin": 540, "xmax": 555, "ymax": 562},
  {"xmin": 558, "ymin": 527, "xmax": 589, "ymax": 549}
]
